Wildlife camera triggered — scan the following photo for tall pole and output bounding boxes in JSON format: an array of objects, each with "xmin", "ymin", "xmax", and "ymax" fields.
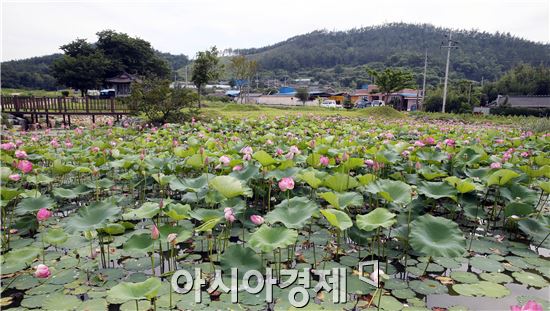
[
  {"xmin": 441, "ymin": 32, "xmax": 458, "ymax": 113},
  {"xmin": 421, "ymin": 49, "xmax": 428, "ymax": 110}
]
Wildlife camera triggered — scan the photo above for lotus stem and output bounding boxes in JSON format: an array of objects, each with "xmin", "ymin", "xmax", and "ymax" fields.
[
  {"xmin": 135, "ymin": 300, "xmax": 139, "ymax": 311},
  {"xmin": 151, "ymin": 253, "xmax": 155, "ymax": 276},
  {"xmin": 535, "ymin": 231, "xmax": 550, "ymax": 250},
  {"xmin": 422, "ymin": 256, "xmax": 431, "ymax": 276}
]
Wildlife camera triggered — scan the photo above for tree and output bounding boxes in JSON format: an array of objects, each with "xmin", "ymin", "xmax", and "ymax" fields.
[
  {"xmin": 368, "ymin": 68, "xmax": 414, "ymax": 108},
  {"xmin": 295, "ymin": 88, "xmax": 309, "ymax": 106},
  {"xmin": 51, "ymin": 41, "xmax": 110, "ymax": 96},
  {"xmin": 95, "ymin": 30, "xmax": 170, "ymax": 78},
  {"xmin": 127, "ymin": 78, "xmax": 198, "ymax": 123},
  {"xmin": 191, "ymin": 47, "xmax": 223, "ymax": 108},
  {"xmin": 229, "ymin": 55, "xmax": 258, "ymax": 104},
  {"xmin": 52, "ymin": 30, "xmax": 170, "ymax": 95}
]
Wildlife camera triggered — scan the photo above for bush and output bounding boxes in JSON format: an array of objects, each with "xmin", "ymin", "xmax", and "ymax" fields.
[
  {"xmin": 61, "ymin": 90, "xmax": 70, "ymax": 97},
  {"xmin": 490, "ymin": 107, "xmax": 550, "ymax": 117},
  {"xmin": 127, "ymin": 78, "xmax": 198, "ymax": 124},
  {"xmin": 521, "ymin": 117, "xmax": 550, "ymax": 133}
]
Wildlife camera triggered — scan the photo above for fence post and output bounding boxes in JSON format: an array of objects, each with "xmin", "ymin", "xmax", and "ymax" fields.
[
  {"xmin": 14, "ymin": 96, "xmax": 20, "ymax": 113},
  {"xmin": 111, "ymin": 98, "xmax": 115, "ymax": 113}
]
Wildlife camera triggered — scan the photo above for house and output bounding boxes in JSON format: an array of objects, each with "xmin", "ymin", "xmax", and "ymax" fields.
[
  {"xmin": 350, "ymin": 85, "xmax": 421, "ymax": 110},
  {"xmin": 489, "ymin": 95, "xmax": 550, "ymax": 109},
  {"xmin": 105, "ymin": 73, "xmax": 140, "ymax": 97}
]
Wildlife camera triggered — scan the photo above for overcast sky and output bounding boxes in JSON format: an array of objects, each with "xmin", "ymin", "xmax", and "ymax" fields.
[{"xmin": 1, "ymin": 0, "xmax": 549, "ymax": 61}]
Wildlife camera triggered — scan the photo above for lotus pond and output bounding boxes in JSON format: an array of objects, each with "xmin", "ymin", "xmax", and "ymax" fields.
[{"xmin": 1, "ymin": 114, "xmax": 549, "ymax": 311}]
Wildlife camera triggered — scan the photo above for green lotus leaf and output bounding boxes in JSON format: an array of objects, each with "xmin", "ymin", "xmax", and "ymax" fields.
[
  {"xmin": 500, "ymin": 183, "xmax": 538, "ymax": 205},
  {"xmin": 417, "ymin": 181, "xmax": 458, "ymax": 201},
  {"xmin": 16, "ymin": 196, "xmax": 55, "ymax": 215},
  {"xmin": 340, "ymin": 158, "xmax": 365, "ymax": 171},
  {"xmin": 479, "ymin": 272, "xmax": 513, "ymax": 284},
  {"xmin": 52, "ymin": 159, "xmax": 75, "ymax": 175},
  {"xmin": 85, "ymin": 178, "xmax": 114, "ymax": 189},
  {"xmin": 248, "ymin": 225, "xmax": 298, "ymax": 253},
  {"xmin": 297, "ymin": 170, "xmax": 323, "ymax": 189},
  {"xmin": 102, "ymin": 223, "xmax": 126, "ymax": 235},
  {"xmin": 371, "ymin": 292, "xmax": 404, "ymax": 310},
  {"xmin": 209, "ymin": 175, "xmax": 252, "ymax": 199},
  {"xmin": 453, "ymin": 281, "xmax": 510, "ymax": 298},
  {"xmin": 186, "ymin": 154, "xmax": 206, "ymax": 169},
  {"xmin": 416, "ymin": 149, "xmax": 449, "ymax": 164},
  {"xmin": 539, "ymin": 181, "xmax": 550, "ymax": 193},
  {"xmin": 123, "ymin": 233, "xmax": 154, "ymax": 254},
  {"xmin": 122, "ymin": 202, "xmax": 160, "ymax": 220},
  {"xmin": 220, "ymin": 245, "xmax": 262, "ymax": 276},
  {"xmin": 450, "ymin": 271, "xmax": 478, "ymax": 283},
  {"xmin": 1, "ymin": 187, "xmax": 22, "ymax": 201},
  {"xmin": 66, "ymin": 200, "xmax": 121, "ymax": 232},
  {"xmin": 357, "ymin": 173, "xmax": 376, "ymax": 186},
  {"xmin": 419, "ymin": 165, "xmax": 448, "ymax": 180},
  {"xmin": 444, "ymin": 176, "xmax": 477, "ymax": 193},
  {"xmin": 158, "ymin": 225, "xmax": 192, "ymax": 243},
  {"xmin": 455, "ymin": 146, "xmax": 488, "ymax": 166},
  {"xmin": 347, "ymin": 225, "xmax": 374, "ymax": 245},
  {"xmin": 409, "ymin": 214, "xmax": 466, "ymax": 258},
  {"xmin": 265, "ymin": 196, "xmax": 318, "ymax": 229},
  {"xmin": 42, "ymin": 293, "xmax": 82, "ymax": 310},
  {"xmin": 512, "ymin": 271, "xmax": 548, "ymax": 288},
  {"xmin": 320, "ymin": 208, "xmax": 353, "ymax": 231},
  {"xmin": 195, "ymin": 217, "xmax": 222, "ymax": 232},
  {"xmin": 169, "ymin": 174, "xmax": 213, "ymax": 192},
  {"xmin": 3, "ymin": 246, "xmax": 40, "ymax": 265},
  {"xmin": 486, "ymin": 169, "xmax": 520, "ymax": 186},
  {"xmin": 356, "ymin": 208, "xmax": 396, "ymax": 232},
  {"xmin": 72, "ymin": 166, "xmax": 92, "ymax": 174},
  {"xmin": 319, "ymin": 191, "xmax": 363, "ymax": 209},
  {"xmin": 469, "ymin": 256, "xmax": 503, "ymax": 272},
  {"xmin": 164, "ymin": 203, "xmax": 191, "ymax": 221},
  {"xmin": 26, "ymin": 174, "xmax": 54, "ymax": 185},
  {"xmin": 174, "ymin": 146, "xmax": 195, "ymax": 158},
  {"xmin": 230, "ymin": 164, "xmax": 260, "ymax": 182},
  {"xmin": 52, "ymin": 187, "xmax": 79, "ymax": 199},
  {"xmin": 189, "ymin": 208, "xmax": 223, "ymax": 221},
  {"xmin": 253, "ymin": 150, "xmax": 277, "ymax": 166},
  {"xmin": 323, "ymin": 173, "xmax": 359, "ymax": 192},
  {"xmin": 364, "ymin": 179, "xmax": 412, "ymax": 205},
  {"xmin": 409, "ymin": 279, "xmax": 447, "ymax": 295},
  {"xmin": 151, "ymin": 173, "xmax": 175, "ymax": 186},
  {"xmin": 44, "ymin": 228, "xmax": 69, "ymax": 246},
  {"xmin": 504, "ymin": 202, "xmax": 534, "ymax": 218},
  {"xmin": 0, "ymin": 166, "xmax": 12, "ymax": 181},
  {"xmin": 108, "ymin": 277, "xmax": 162, "ymax": 302}
]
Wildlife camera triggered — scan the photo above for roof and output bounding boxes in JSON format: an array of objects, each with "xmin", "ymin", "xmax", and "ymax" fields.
[
  {"xmin": 105, "ymin": 73, "xmax": 138, "ymax": 83},
  {"xmin": 494, "ymin": 96, "xmax": 550, "ymax": 108}
]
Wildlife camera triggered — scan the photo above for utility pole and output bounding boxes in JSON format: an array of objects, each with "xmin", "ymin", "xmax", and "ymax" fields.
[
  {"xmin": 441, "ymin": 32, "xmax": 458, "ymax": 113},
  {"xmin": 421, "ymin": 49, "xmax": 428, "ymax": 110},
  {"xmin": 185, "ymin": 65, "xmax": 188, "ymax": 88}
]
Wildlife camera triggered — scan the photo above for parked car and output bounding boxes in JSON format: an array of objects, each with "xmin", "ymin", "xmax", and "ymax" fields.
[
  {"xmin": 371, "ymin": 100, "xmax": 385, "ymax": 107},
  {"xmin": 321, "ymin": 100, "xmax": 342, "ymax": 108},
  {"xmin": 354, "ymin": 99, "xmax": 372, "ymax": 108},
  {"xmin": 99, "ymin": 89, "xmax": 116, "ymax": 99}
]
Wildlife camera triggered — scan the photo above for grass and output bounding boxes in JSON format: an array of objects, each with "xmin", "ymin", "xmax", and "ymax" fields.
[{"xmin": 1, "ymin": 88, "xmax": 79, "ymax": 97}]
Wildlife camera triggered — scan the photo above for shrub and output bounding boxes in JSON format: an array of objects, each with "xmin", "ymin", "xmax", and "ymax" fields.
[
  {"xmin": 490, "ymin": 107, "xmax": 550, "ymax": 117},
  {"xmin": 127, "ymin": 78, "xmax": 198, "ymax": 124},
  {"xmin": 61, "ymin": 90, "xmax": 70, "ymax": 97}
]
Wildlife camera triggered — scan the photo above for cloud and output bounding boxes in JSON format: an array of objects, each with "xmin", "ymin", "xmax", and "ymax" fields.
[{"xmin": 2, "ymin": 0, "xmax": 548, "ymax": 61}]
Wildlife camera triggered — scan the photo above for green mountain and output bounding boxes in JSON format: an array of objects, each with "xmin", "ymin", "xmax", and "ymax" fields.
[
  {"xmin": 236, "ymin": 23, "xmax": 550, "ymax": 87},
  {"xmin": 1, "ymin": 52, "xmax": 188, "ymax": 90}
]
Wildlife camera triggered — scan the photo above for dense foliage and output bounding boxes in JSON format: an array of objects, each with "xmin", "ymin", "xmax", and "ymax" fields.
[
  {"xmin": 236, "ymin": 23, "xmax": 550, "ymax": 85},
  {"xmin": 1, "ymin": 114, "xmax": 549, "ymax": 310},
  {"xmin": 483, "ymin": 64, "xmax": 550, "ymax": 102},
  {"xmin": 0, "ymin": 55, "xmax": 61, "ymax": 90}
]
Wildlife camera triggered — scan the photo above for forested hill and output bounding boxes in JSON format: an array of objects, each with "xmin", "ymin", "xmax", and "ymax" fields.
[
  {"xmin": 1, "ymin": 52, "xmax": 188, "ymax": 90},
  {"xmin": 236, "ymin": 23, "xmax": 550, "ymax": 82}
]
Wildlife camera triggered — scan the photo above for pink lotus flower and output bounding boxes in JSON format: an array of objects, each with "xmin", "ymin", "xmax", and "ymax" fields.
[
  {"xmin": 224, "ymin": 208, "xmax": 236, "ymax": 223},
  {"xmin": 16, "ymin": 160, "xmax": 33, "ymax": 174},
  {"xmin": 495, "ymin": 139, "xmax": 505, "ymax": 144},
  {"xmin": 36, "ymin": 208, "xmax": 52, "ymax": 222},
  {"xmin": 50, "ymin": 139, "xmax": 60, "ymax": 148},
  {"xmin": 370, "ymin": 269, "xmax": 385, "ymax": 284},
  {"xmin": 319, "ymin": 156, "xmax": 329, "ymax": 166},
  {"xmin": 521, "ymin": 152, "xmax": 530, "ymax": 157},
  {"xmin": 167, "ymin": 233, "xmax": 178, "ymax": 246},
  {"xmin": 276, "ymin": 148, "xmax": 284, "ymax": 156},
  {"xmin": 510, "ymin": 300, "xmax": 543, "ymax": 311},
  {"xmin": 365, "ymin": 159, "xmax": 375, "ymax": 167},
  {"xmin": 8, "ymin": 174, "xmax": 21, "ymax": 181},
  {"xmin": 1, "ymin": 142, "xmax": 16, "ymax": 150},
  {"xmin": 278, "ymin": 177, "xmax": 295, "ymax": 192},
  {"xmin": 401, "ymin": 150, "xmax": 410, "ymax": 157},
  {"xmin": 91, "ymin": 146, "xmax": 100, "ymax": 153},
  {"xmin": 232, "ymin": 165, "xmax": 242, "ymax": 171},
  {"xmin": 414, "ymin": 140, "xmax": 425, "ymax": 147},
  {"xmin": 74, "ymin": 127, "xmax": 83, "ymax": 135},
  {"xmin": 240, "ymin": 146, "xmax": 253, "ymax": 155},
  {"xmin": 250, "ymin": 215, "xmax": 264, "ymax": 225},
  {"xmin": 65, "ymin": 139, "xmax": 73, "ymax": 148},
  {"xmin": 151, "ymin": 225, "xmax": 160, "ymax": 240},
  {"xmin": 423, "ymin": 137, "xmax": 435, "ymax": 145},
  {"xmin": 444, "ymin": 139, "xmax": 455, "ymax": 147},
  {"xmin": 34, "ymin": 264, "xmax": 51, "ymax": 278},
  {"xmin": 219, "ymin": 156, "xmax": 231, "ymax": 166},
  {"xmin": 490, "ymin": 162, "xmax": 502, "ymax": 169},
  {"xmin": 15, "ymin": 150, "xmax": 27, "ymax": 159}
]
